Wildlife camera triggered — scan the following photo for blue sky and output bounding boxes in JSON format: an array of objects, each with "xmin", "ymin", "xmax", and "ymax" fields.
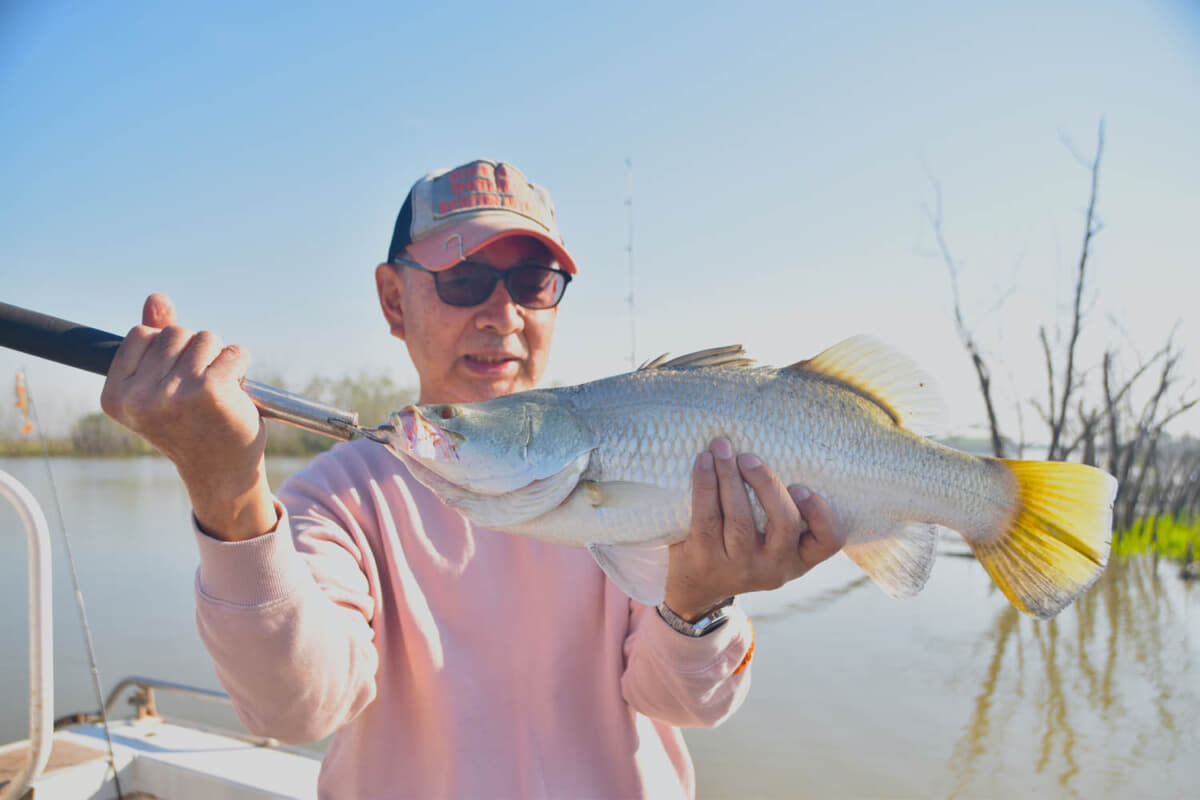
[{"xmin": 2, "ymin": 1, "xmax": 1198, "ymax": 441}]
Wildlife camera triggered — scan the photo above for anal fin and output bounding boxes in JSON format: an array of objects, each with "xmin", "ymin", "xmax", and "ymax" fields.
[{"xmin": 843, "ymin": 523, "xmax": 941, "ymax": 598}]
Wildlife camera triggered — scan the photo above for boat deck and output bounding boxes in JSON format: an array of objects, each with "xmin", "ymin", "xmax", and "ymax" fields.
[
  {"xmin": 0, "ymin": 735, "xmax": 109, "ymax": 791},
  {"xmin": 0, "ymin": 717, "xmax": 320, "ymax": 799}
]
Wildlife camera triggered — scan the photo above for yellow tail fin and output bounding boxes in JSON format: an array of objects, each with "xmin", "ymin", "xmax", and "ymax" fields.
[{"xmin": 970, "ymin": 460, "xmax": 1117, "ymax": 619}]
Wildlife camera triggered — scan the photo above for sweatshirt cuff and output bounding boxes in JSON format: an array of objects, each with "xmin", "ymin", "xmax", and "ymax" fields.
[
  {"xmin": 194, "ymin": 501, "xmax": 311, "ymax": 606},
  {"xmin": 644, "ymin": 602, "xmax": 754, "ymax": 674}
]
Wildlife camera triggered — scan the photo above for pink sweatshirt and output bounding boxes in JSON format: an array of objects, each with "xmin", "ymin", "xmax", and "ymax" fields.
[{"xmin": 193, "ymin": 438, "xmax": 754, "ymax": 799}]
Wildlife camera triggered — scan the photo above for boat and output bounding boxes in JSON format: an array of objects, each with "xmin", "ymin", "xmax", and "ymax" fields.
[{"xmin": 0, "ymin": 470, "xmax": 321, "ymax": 800}]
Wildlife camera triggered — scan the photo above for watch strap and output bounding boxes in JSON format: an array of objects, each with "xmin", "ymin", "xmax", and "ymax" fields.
[{"xmin": 656, "ymin": 597, "xmax": 735, "ymax": 637}]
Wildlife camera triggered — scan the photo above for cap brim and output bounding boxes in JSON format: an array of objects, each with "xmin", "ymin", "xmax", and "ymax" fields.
[{"xmin": 406, "ymin": 213, "xmax": 578, "ymax": 274}]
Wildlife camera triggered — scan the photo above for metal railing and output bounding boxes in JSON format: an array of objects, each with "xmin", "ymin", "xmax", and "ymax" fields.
[
  {"xmin": 98, "ymin": 676, "xmax": 285, "ymax": 749},
  {"xmin": 102, "ymin": 676, "xmax": 233, "ymax": 719},
  {"xmin": 0, "ymin": 470, "xmax": 54, "ymax": 800}
]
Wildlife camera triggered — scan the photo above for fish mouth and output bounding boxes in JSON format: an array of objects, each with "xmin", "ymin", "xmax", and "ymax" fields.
[{"xmin": 396, "ymin": 405, "xmax": 461, "ymax": 463}]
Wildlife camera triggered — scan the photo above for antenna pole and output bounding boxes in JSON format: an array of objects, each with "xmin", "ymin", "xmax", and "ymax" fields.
[{"xmin": 625, "ymin": 158, "xmax": 636, "ymax": 369}]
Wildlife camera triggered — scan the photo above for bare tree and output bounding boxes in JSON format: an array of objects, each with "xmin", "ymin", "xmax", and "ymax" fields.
[
  {"xmin": 923, "ymin": 178, "xmax": 1008, "ymax": 457},
  {"xmin": 1041, "ymin": 122, "xmax": 1106, "ymax": 461},
  {"xmin": 1101, "ymin": 341, "xmax": 1198, "ymax": 534},
  {"xmin": 927, "ymin": 121, "xmax": 1197, "ymax": 551}
]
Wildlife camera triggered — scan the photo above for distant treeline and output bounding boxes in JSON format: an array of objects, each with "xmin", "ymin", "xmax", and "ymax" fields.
[
  {"xmin": 0, "ymin": 373, "xmax": 417, "ymax": 458},
  {"xmin": 3, "ymin": 385, "xmax": 1002, "ymax": 459}
]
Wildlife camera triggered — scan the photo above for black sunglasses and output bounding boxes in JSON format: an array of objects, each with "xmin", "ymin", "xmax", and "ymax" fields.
[{"xmin": 392, "ymin": 256, "xmax": 572, "ymax": 310}]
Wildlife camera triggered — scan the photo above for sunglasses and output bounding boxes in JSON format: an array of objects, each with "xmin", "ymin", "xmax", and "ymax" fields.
[{"xmin": 392, "ymin": 256, "xmax": 572, "ymax": 310}]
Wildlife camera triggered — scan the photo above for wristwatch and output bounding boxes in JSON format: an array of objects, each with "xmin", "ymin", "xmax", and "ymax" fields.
[{"xmin": 656, "ymin": 597, "xmax": 735, "ymax": 637}]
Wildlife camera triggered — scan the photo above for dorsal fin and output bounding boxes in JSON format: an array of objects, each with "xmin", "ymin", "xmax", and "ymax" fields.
[
  {"xmin": 786, "ymin": 335, "xmax": 947, "ymax": 436},
  {"xmin": 638, "ymin": 344, "xmax": 755, "ymax": 371}
]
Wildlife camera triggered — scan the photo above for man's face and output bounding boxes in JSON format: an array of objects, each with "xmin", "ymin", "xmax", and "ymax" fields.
[{"xmin": 375, "ymin": 236, "xmax": 560, "ymax": 405}]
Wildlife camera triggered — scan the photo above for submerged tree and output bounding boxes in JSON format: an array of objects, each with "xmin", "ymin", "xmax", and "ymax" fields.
[{"xmin": 925, "ymin": 120, "xmax": 1197, "ymax": 539}]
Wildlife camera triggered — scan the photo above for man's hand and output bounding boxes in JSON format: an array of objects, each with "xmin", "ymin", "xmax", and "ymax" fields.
[
  {"xmin": 663, "ymin": 437, "xmax": 845, "ymax": 621},
  {"xmin": 100, "ymin": 293, "xmax": 276, "ymax": 541}
]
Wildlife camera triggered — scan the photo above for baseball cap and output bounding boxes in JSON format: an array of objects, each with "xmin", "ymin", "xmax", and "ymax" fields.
[{"xmin": 387, "ymin": 159, "xmax": 578, "ymax": 274}]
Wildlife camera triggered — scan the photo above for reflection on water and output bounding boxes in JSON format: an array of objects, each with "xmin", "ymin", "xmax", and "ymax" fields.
[
  {"xmin": 947, "ymin": 555, "xmax": 1196, "ymax": 799},
  {"xmin": 689, "ymin": 539, "xmax": 1198, "ymax": 799},
  {"xmin": 748, "ymin": 575, "xmax": 874, "ymax": 622},
  {"xmin": 1, "ymin": 458, "xmax": 1197, "ymax": 797}
]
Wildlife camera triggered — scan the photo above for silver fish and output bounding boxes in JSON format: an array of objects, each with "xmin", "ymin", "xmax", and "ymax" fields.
[{"xmin": 383, "ymin": 336, "xmax": 1116, "ymax": 619}]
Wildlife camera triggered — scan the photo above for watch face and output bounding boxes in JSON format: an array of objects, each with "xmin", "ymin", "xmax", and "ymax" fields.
[{"xmin": 694, "ymin": 607, "xmax": 731, "ymax": 635}]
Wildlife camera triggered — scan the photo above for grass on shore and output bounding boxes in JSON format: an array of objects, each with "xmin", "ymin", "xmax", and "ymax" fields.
[
  {"xmin": 0, "ymin": 437, "xmax": 80, "ymax": 457},
  {"xmin": 1114, "ymin": 515, "xmax": 1200, "ymax": 563}
]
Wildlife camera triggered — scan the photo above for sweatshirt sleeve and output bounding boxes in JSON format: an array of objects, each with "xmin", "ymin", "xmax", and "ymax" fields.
[
  {"xmin": 619, "ymin": 599, "xmax": 755, "ymax": 728},
  {"xmin": 193, "ymin": 453, "xmax": 383, "ymax": 744}
]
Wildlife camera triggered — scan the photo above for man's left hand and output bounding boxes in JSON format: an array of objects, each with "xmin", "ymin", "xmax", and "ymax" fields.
[{"xmin": 663, "ymin": 437, "xmax": 845, "ymax": 622}]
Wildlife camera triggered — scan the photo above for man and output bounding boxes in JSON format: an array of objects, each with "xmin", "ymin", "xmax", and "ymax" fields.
[{"xmin": 102, "ymin": 159, "xmax": 844, "ymax": 798}]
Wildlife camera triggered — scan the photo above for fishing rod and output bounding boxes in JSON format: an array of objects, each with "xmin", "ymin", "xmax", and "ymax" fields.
[{"xmin": 0, "ymin": 301, "xmax": 387, "ymax": 443}]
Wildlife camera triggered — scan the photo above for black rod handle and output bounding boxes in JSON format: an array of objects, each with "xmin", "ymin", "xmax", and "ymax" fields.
[
  {"xmin": 0, "ymin": 301, "xmax": 122, "ymax": 376},
  {"xmin": 0, "ymin": 301, "xmax": 362, "ymax": 441}
]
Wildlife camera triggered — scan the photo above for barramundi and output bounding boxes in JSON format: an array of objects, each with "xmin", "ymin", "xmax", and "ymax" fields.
[{"xmin": 382, "ymin": 336, "xmax": 1117, "ymax": 619}]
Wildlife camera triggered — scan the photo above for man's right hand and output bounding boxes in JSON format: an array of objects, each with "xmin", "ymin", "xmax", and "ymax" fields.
[{"xmin": 100, "ymin": 293, "xmax": 277, "ymax": 541}]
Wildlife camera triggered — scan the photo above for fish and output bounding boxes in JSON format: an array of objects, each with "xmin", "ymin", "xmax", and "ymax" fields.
[{"xmin": 382, "ymin": 336, "xmax": 1117, "ymax": 619}]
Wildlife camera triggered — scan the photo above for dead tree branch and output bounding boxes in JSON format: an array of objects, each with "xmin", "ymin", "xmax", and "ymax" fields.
[
  {"xmin": 1047, "ymin": 119, "xmax": 1105, "ymax": 461},
  {"xmin": 924, "ymin": 177, "xmax": 1007, "ymax": 457}
]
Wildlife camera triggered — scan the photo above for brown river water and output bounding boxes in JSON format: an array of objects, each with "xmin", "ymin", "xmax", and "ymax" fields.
[{"xmin": 1, "ymin": 457, "xmax": 1197, "ymax": 798}]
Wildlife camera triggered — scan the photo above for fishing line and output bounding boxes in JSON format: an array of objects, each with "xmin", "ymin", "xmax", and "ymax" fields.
[{"xmin": 19, "ymin": 371, "xmax": 125, "ymax": 799}]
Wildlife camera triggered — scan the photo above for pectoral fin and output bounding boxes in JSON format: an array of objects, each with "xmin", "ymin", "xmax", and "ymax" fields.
[
  {"xmin": 588, "ymin": 540, "xmax": 672, "ymax": 606},
  {"xmin": 581, "ymin": 480, "xmax": 676, "ymax": 510}
]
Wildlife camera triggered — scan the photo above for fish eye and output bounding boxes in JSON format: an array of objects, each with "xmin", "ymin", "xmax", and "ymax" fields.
[{"xmin": 438, "ymin": 405, "xmax": 459, "ymax": 420}]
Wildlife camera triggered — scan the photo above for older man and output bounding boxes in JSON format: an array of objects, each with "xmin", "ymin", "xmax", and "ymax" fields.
[{"xmin": 102, "ymin": 159, "xmax": 843, "ymax": 799}]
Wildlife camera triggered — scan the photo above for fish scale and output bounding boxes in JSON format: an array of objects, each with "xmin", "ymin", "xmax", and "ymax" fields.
[{"xmin": 483, "ymin": 365, "xmax": 994, "ymax": 548}]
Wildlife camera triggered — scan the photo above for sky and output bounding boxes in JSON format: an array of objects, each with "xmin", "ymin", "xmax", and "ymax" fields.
[{"xmin": 2, "ymin": 0, "xmax": 1198, "ymax": 443}]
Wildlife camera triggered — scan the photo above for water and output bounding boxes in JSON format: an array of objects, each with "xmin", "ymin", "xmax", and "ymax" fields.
[
  {"xmin": 0, "ymin": 457, "xmax": 308, "ymax": 740},
  {"xmin": 2, "ymin": 457, "xmax": 1197, "ymax": 798}
]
